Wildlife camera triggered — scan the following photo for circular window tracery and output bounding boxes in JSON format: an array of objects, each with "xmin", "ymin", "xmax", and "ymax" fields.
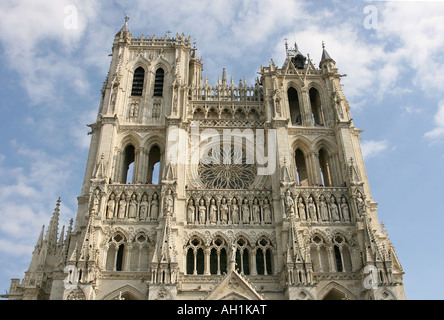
[{"xmin": 198, "ymin": 145, "xmax": 256, "ymax": 189}]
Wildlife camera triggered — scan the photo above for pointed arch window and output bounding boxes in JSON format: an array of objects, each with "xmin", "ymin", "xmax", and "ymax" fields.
[
  {"xmin": 147, "ymin": 145, "xmax": 161, "ymax": 184},
  {"xmin": 288, "ymin": 87, "xmax": 301, "ymax": 125},
  {"xmin": 106, "ymin": 233, "xmax": 127, "ymax": 271},
  {"xmin": 295, "ymin": 148, "xmax": 308, "ymax": 186},
  {"xmin": 309, "ymin": 87, "xmax": 323, "ymax": 126},
  {"xmin": 256, "ymin": 238, "xmax": 273, "ymax": 275},
  {"xmin": 210, "ymin": 237, "xmax": 228, "ymax": 275},
  {"xmin": 235, "ymin": 238, "xmax": 250, "ymax": 275},
  {"xmin": 116, "ymin": 244, "xmax": 125, "ymax": 271},
  {"xmin": 185, "ymin": 237, "xmax": 205, "ymax": 275},
  {"xmin": 121, "ymin": 145, "xmax": 135, "ymax": 184},
  {"xmin": 154, "ymin": 68, "xmax": 165, "ymax": 97},
  {"xmin": 318, "ymin": 148, "xmax": 332, "ymax": 187},
  {"xmin": 131, "ymin": 67, "xmax": 145, "ymax": 96}
]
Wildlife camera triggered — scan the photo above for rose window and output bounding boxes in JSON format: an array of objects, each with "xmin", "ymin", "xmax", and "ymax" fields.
[{"xmin": 198, "ymin": 146, "xmax": 256, "ymax": 189}]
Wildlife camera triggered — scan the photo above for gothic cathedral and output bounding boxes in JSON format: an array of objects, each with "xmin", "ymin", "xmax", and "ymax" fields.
[{"xmin": 4, "ymin": 19, "xmax": 406, "ymax": 300}]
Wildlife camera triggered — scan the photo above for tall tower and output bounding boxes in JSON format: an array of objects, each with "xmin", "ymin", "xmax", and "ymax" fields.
[{"xmin": 3, "ymin": 19, "xmax": 405, "ymax": 300}]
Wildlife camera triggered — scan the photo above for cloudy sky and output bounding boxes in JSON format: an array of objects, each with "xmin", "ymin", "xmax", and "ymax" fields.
[{"xmin": 1, "ymin": 0, "xmax": 444, "ymax": 300}]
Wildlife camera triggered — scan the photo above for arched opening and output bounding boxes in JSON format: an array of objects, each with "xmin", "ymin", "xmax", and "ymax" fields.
[
  {"xmin": 288, "ymin": 87, "xmax": 301, "ymax": 125},
  {"xmin": 121, "ymin": 145, "xmax": 135, "ymax": 184},
  {"xmin": 256, "ymin": 249, "xmax": 265, "ymax": 275},
  {"xmin": 334, "ymin": 245, "xmax": 343, "ymax": 272},
  {"xmin": 186, "ymin": 248, "xmax": 194, "ymax": 275},
  {"xmin": 210, "ymin": 248, "xmax": 218, "ymax": 275},
  {"xmin": 147, "ymin": 146, "xmax": 161, "ymax": 184},
  {"xmin": 154, "ymin": 68, "xmax": 165, "ymax": 97},
  {"xmin": 131, "ymin": 67, "xmax": 145, "ymax": 96},
  {"xmin": 323, "ymin": 288, "xmax": 347, "ymax": 300},
  {"xmin": 235, "ymin": 238, "xmax": 250, "ymax": 275},
  {"xmin": 235, "ymin": 250, "xmax": 250, "ymax": 275},
  {"xmin": 295, "ymin": 148, "xmax": 308, "ymax": 186},
  {"xmin": 220, "ymin": 248, "xmax": 227, "ymax": 274},
  {"xmin": 186, "ymin": 237, "xmax": 205, "ymax": 275},
  {"xmin": 318, "ymin": 148, "xmax": 332, "ymax": 187},
  {"xmin": 196, "ymin": 248, "xmax": 204, "ymax": 275},
  {"xmin": 265, "ymin": 249, "xmax": 272, "ymax": 275},
  {"xmin": 118, "ymin": 291, "xmax": 140, "ymax": 300},
  {"xmin": 116, "ymin": 244, "xmax": 125, "ymax": 271},
  {"xmin": 210, "ymin": 238, "xmax": 228, "ymax": 275},
  {"xmin": 309, "ymin": 87, "xmax": 323, "ymax": 126}
]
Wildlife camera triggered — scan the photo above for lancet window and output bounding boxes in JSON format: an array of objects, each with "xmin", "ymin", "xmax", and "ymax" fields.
[
  {"xmin": 288, "ymin": 87, "xmax": 301, "ymax": 125},
  {"xmin": 131, "ymin": 67, "xmax": 145, "ymax": 96},
  {"xmin": 310, "ymin": 234, "xmax": 354, "ymax": 273},
  {"xmin": 255, "ymin": 238, "xmax": 273, "ymax": 275},
  {"xmin": 309, "ymin": 87, "xmax": 323, "ymax": 126},
  {"xmin": 235, "ymin": 237, "xmax": 251, "ymax": 275},
  {"xmin": 294, "ymin": 148, "xmax": 308, "ymax": 186},
  {"xmin": 184, "ymin": 235, "xmax": 274, "ymax": 276},
  {"xmin": 121, "ymin": 145, "xmax": 135, "ymax": 184},
  {"xmin": 318, "ymin": 148, "xmax": 332, "ymax": 187},
  {"xmin": 153, "ymin": 68, "xmax": 164, "ymax": 97},
  {"xmin": 209, "ymin": 237, "xmax": 228, "ymax": 275},
  {"xmin": 105, "ymin": 233, "xmax": 127, "ymax": 272},
  {"xmin": 185, "ymin": 237, "xmax": 205, "ymax": 275},
  {"xmin": 147, "ymin": 145, "xmax": 161, "ymax": 184}
]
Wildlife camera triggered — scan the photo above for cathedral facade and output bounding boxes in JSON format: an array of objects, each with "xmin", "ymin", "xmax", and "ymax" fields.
[{"xmin": 3, "ymin": 19, "xmax": 406, "ymax": 300}]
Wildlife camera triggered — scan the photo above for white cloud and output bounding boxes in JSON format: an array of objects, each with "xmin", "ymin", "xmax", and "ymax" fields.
[
  {"xmin": 401, "ymin": 105, "xmax": 423, "ymax": 115},
  {"xmin": 424, "ymin": 100, "xmax": 444, "ymax": 141},
  {"xmin": 0, "ymin": 0, "xmax": 102, "ymax": 105},
  {"xmin": 0, "ymin": 142, "xmax": 75, "ymax": 251},
  {"xmin": 361, "ymin": 139, "xmax": 390, "ymax": 159}
]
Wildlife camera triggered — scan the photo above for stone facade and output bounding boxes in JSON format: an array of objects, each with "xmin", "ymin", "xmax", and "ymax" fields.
[{"xmin": 3, "ymin": 18, "xmax": 406, "ymax": 300}]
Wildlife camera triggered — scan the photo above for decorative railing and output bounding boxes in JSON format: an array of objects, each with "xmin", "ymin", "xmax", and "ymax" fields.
[
  {"xmin": 131, "ymin": 34, "xmax": 192, "ymax": 47},
  {"xmin": 189, "ymin": 85, "xmax": 263, "ymax": 102}
]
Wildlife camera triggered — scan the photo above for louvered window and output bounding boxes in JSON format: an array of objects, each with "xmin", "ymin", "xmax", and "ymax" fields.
[
  {"xmin": 131, "ymin": 67, "xmax": 145, "ymax": 96},
  {"xmin": 153, "ymin": 68, "xmax": 164, "ymax": 97}
]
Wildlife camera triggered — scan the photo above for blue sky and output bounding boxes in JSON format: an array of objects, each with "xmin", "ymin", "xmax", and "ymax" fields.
[{"xmin": 1, "ymin": 0, "xmax": 444, "ymax": 300}]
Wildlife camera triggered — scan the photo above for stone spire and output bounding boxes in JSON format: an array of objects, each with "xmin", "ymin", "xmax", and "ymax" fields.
[
  {"xmin": 44, "ymin": 198, "xmax": 61, "ymax": 255},
  {"xmin": 321, "ymin": 41, "xmax": 333, "ymax": 62},
  {"xmin": 120, "ymin": 13, "xmax": 130, "ymax": 33},
  {"xmin": 150, "ymin": 193, "xmax": 178, "ymax": 285},
  {"xmin": 320, "ymin": 41, "xmax": 336, "ymax": 70}
]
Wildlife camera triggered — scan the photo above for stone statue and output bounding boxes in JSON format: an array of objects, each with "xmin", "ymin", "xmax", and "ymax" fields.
[
  {"xmin": 319, "ymin": 194, "xmax": 329, "ymax": 221},
  {"xmin": 92, "ymin": 189, "xmax": 100, "ymax": 215},
  {"xmin": 231, "ymin": 198, "xmax": 240, "ymax": 224},
  {"xmin": 341, "ymin": 197, "xmax": 350, "ymax": 221},
  {"xmin": 187, "ymin": 199, "xmax": 196, "ymax": 224},
  {"xmin": 285, "ymin": 190, "xmax": 295, "ymax": 217},
  {"xmin": 209, "ymin": 198, "xmax": 218, "ymax": 224},
  {"xmin": 118, "ymin": 193, "xmax": 127, "ymax": 219},
  {"xmin": 307, "ymin": 196, "xmax": 317, "ymax": 221},
  {"xmin": 356, "ymin": 192, "xmax": 365, "ymax": 217},
  {"xmin": 297, "ymin": 197, "xmax": 306, "ymax": 220},
  {"xmin": 150, "ymin": 193, "xmax": 159, "ymax": 220},
  {"xmin": 263, "ymin": 198, "xmax": 272, "ymax": 224},
  {"xmin": 106, "ymin": 193, "xmax": 116, "ymax": 219},
  {"xmin": 330, "ymin": 196, "xmax": 340, "ymax": 221},
  {"xmin": 242, "ymin": 198, "xmax": 250, "ymax": 224},
  {"xmin": 164, "ymin": 189, "xmax": 174, "ymax": 217},
  {"xmin": 198, "ymin": 199, "xmax": 206, "ymax": 224},
  {"xmin": 139, "ymin": 194, "xmax": 149, "ymax": 220},
  {"xmin": 128, "ymin": 193, "xmax": 138, "ymax": 219},
  {"xmin": 220, "ymin": 197, "xmax": 229, "ymax": 224},
  {"xmin": 252, "ymin": 198, "xmax": 260, "ymax": 224}
]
